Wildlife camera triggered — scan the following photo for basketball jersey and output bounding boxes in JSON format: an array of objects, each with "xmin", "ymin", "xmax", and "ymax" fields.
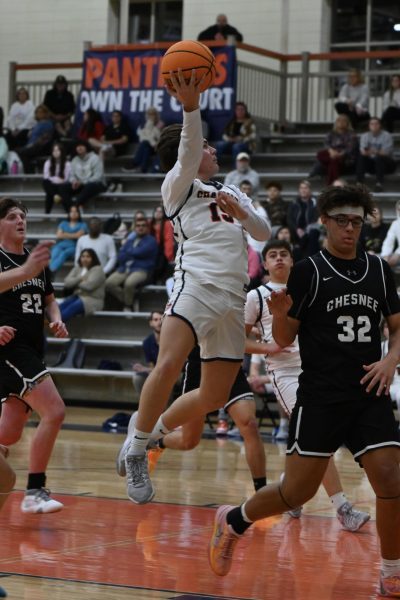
[
  {"xmin": 245, "ymin": 282, "xmax": 301, "ymax": 371},
  {"xmin": 0, "ymin": 248, "xmax": 53, "ymax": 355},
  {"xmin": 288, "ymin": 249, "xmax": 400, "ymax": 401}
]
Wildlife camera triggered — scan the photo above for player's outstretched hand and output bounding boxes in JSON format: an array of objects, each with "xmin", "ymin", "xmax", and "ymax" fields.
[
  {"xmin": 166, "ymin": 69, "xmax": 205, "ymax": 111},
  {"xmin": 49, "ymin": 321, "xmax": 69, "ymax": 338},
  {"xmin": 23, "ymin": 240, "xmax": 54, "ymax": 279},
  {"xmin": 215, "ymin": 191, "xmax": 248, "ymax": 220},
  {"xmin": 361, "ymin": 353, "xmax": 398, "ymax": 396},
  {"xmin": 266, "ymin": 288, "xmax": 293, "ymax": 317},
  {"xmin": 0, "ymin": 326, "xmax": 16, "ymax": 346}
]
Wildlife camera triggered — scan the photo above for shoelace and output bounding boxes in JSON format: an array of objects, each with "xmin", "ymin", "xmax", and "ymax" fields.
[
  {"xmin": 126, "ymin": 455, "xmax": 149, "ymax": 486},
  {"xmin": 35, "ymin": 488, "xmax": 52, "ymax": 501}
]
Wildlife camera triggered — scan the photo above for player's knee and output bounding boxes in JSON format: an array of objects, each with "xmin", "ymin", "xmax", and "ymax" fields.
[
  {"xmin": 42, "ymin": 403, "xmax": 65, "ymax": 426},
  {"xmin": 0, "ymin": 429, "xmax": 22, "ymax": 445},
  {"xmin": 282, "ymin": 479, "xmax": 319, "ymax": 507},
  {"xmin": 371, "ymin": 461, "xmax": 400, "ymax": 496},
  {"xmin": 153, "ymin": 358, "xmax": 182, "ymax": 383},
  {"xmin": 180, "ymin": 435, "xmax": 200, "ymax": 451},
  {"xmin": 236, "ymin": 416, "xmax": 258, "ymax": 438}
]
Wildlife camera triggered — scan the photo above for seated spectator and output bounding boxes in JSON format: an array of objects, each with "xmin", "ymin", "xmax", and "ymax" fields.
[
  {"xmin": 261, "ymin": 180, "xmax": 287, "ymax": 227},
  {"xmin": 78, "ymin": 109, "xmax": 105, "ymax": 142},
  {"xmin": 59, "ymin": 140, "xmax": 107, "ymax": 211},
  {"xmin": 309, "ymin": 115, "xmax": 358, "ymax": 184},
  {"xmin": 380, "ymin": 200, "xmax": 400, "ymax": 267},
  {"xmin": 149, "ymin": 205, "xmax": 175, "ymax": 282},
  {"xmin": 49, "ymin": 206, "xmax": 88, "ymax": 274},
  {"xmin": 4, "ymin": 87, "xmax": 35, "ymax": 150},
  {"xmin": 16, "ymin": 104, "xmax": 54, "ymax": 172},
  {"xmin": 60, "ymin": 249, "xmax": 105, "ymax": 322},
  {"xmin": 287, "ymin": 180, "xmax": 320, "ymax": 259},
  {"xmin": 215, "ymin": 102, "xmax": 257, "ymax": 163},
  {"xmin": 198, "ymin": 14, "xmax": 243, "ymax": 42},
  {"xmin": 43, "ymin": 75, "xmax": 76, "ymax": 138},
  {"xmin": 105, "ymin": 217, "xmax": 158, "ymax": 311},
  {"xmin": 335, "ymin": 69, "xmax": 370, "ymax": 128},
  {"xmin": 0, "ymin": 130, "xmax": 8, "ymax": 175},
  {"xmin": 89, "ymin": 110, "xmax": 130, "ymax": 161},
  {"xmin": 356, "ymin": 117, "xmax": 396, "ymax": 191},
  {"xmin": 75, "ymin": 217, "xmax": 117, "ymax": 275},
  {"xmin": 224, "ymin": 152, "xmax": 260, "ymax": 194},
  {"xmin": 273, "ymin": 225, "xmax": 303, "ymax": 263},
  {"xmin": 42, "ymin": 142, "xmax": 71, "ymax": 213},
  {"xmin": 122, "ymin": 107, "xmax": 164, "ymax": 173},
  {"xmin": 381, "ymin": 74, "xmax": 400, "ymax": 133},
  {"xmin": 361, "ymin": 207, "xmax": 388, "ymax": 255},
  {"xmin": 132, "ymin": 310, "xmax": 162, "ymax": 395}
]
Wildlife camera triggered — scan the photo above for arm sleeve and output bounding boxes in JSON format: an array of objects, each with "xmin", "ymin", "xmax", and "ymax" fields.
[
  {"xmin": 64, "ymin": 266, "xmax": 81, "ymax": 289},
  {"xmin": 87, "ymin": 155, "xmax": 104, "ymax": 182},
  {"xmin": 103, "ymin": 238, "xmax": 117, "ymax": 274},
  {"xmin": 161, "ymin": 109, "xmax": 203, "ymax": 218},
  {"xmin": 236, "ymin": 190, "xmax": 271, "ymax": 241},
  {"xmin": 287, "ymin": 259, "xmax": 316, "ymax": 321},
  {"xmin": 19, "ymin": 102, "xmax": 35, "ymax": 130},
  {"xmin": 78, "ymin": 266, "xmax": 106, "ymax": 292}
]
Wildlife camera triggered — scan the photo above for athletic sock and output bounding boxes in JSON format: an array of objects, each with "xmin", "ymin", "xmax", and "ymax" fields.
[
  {"xmin": 330, "ymin": 491, "xmax": 348, "ymax": 511},
  {"xmin": 253, "ymin": 477, "xmax": 267, "ymax": 492},
  {"xmin": 226, "ymin": 503, "xmax": 253, "ymax": 535},
  {"xmin": 381, "ymin": 558, "xmax": 400, "ymax": 578},
  {"xmin": 151, "ymin": 416, "xmax": 171, "ymax": 441},
  {"xmin": 27, "ymin": 472, "xmax": 46, "ymax": 490},
  {"xmin": 128, "ymin": 430, "xmax": 151, "ymax": 455}
]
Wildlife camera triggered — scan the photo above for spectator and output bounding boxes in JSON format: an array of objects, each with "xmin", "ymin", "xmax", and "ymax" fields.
[
  {"xmin": 380, "ymin": 199, "xmax": 400, "ymax": 267},
  {"xmin": 132, "ymin": 311, "xmax": 162, "ymax": 395},
  {"xmin": 224, "ymin": 152, "xmax": 260, "ymax": 194},
  {"xmin": 89, "ymin": 110, "xmax": 130, "ymax": 161},
  {"xmin": 247, "ymin": 243, "xmax": 262, "ymax": 290},
  {"xmin": 215, "ymin": 102, "xmax": 257, "ymax": 163},
  {"xmin": 149, "ymin": 205, "xmax": 175, "ymax": 282},
  {"xmin": 77, "ymin": 109, "xmax": 105, "ymax": 142},
  {"xmin": 261, "ymin": 180, "xmax": 287, "ymax": 227},
  {"xmin": 0, "ymin": 130, "xmax": 7, "ymax": 175},
  {"xmin": 49, "ymin": 206, "xmax": 88, "ymax": 274},
  {"xmin": 287, "ymin": 180, "xmax": 319, "ymax": 259},
  {"xmin": 309, "ymin": 114, "xmax": 358, "ymax": 184},
  {"xmin": 105, "ymin": 217, "xmax": 158, "ymax": 311},
  {"xmin": 356, "ymin": 117, "xmax": 396, "ymax": 191},
  {"xmin": 335, "ymin": 68, "xmax": 370, "ymax": 128},
  {"xmin": 4, "ymin": 87, "xmax": 35, "ymax": 149},
  {"xmin": 361, "ymin": 207, "xmax": 389, "ymax": 255},
  {"xmin": 60, "ymin": 249, "xmax": 105, "ymax": 322},
  {"xmin": 16, "ymin": 104, "xmax": 54, "ymax": 173},
  {"xmin": 274, "ymin": 225, "xmax": 303, "ymax": 263},
  {"xmin": 122, "ymin": 107, "xmax": 164, "ymax": 173},
  {"xmin": 198, "ymin": 14, "xmax": 243, "ymax": 42},
  {"xmin": 381, "ymin": 74, "xmax": 400, "ymax": 133},
  {"xmin": 42, "ymin": 142, "xmax": 71, "ymax": 213},
  {"xmin": 75, "ymin": 217, "xmax": 117, "ymax": 275},
  {"xmin": 43, "ymin": 75, "xmax": 76, "ymax": 138},
  {"xmin": 59, "ymin": 140, "xmax": 107, "ymax": 211}
]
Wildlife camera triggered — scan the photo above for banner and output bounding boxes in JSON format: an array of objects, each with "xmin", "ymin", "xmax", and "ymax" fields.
[{"xmin": 76, "ymin": 45, "xmax": 236, "ymax": 142}]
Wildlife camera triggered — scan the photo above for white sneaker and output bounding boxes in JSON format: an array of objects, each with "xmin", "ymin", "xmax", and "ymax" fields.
[
  {"xmin": 21, "ymin": 488, "xmax": 63, "ymax": 514},
  {"xmin": 116, "ymin": 411, "xmax": 137, "ymax": 477}
]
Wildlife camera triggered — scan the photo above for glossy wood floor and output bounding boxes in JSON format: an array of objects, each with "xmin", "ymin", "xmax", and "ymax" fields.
[{"xmin": 0, "ymin": 408, "xmax": 385, "ymax": 600}]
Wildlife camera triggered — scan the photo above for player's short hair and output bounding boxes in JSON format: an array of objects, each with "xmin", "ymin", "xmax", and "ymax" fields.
[
  {"xmin": 261, "ymin": 239, "xmax": 293, "ymax": 260},
  {"xmin": 157, "ymin": 124, "xmax": 183, "ymax": 172},
  {"xmin": 266, "ymin": 180, "xmax": 282, "ymax": 191},
  {"xmin": 0, "ymin": 197, "xmax": 28, "ymax": 220},
  {"xmin": 317, "ymin": 184, "xmax": 375, "ymax": 218}
]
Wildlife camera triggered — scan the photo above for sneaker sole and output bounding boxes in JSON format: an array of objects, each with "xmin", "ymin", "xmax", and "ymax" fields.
[
  {"xmin": 21, "ymin": 504, "xmax": 63, "ymax": 514},
  {"xmin": 127, "ymin": 489, "xmax": 155, "ymax": 505}
]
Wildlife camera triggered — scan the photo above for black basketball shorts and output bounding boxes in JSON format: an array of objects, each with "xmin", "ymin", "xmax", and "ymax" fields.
[
  {"xmin": 286, "ymin": 394, "xmax": 400, "ymax": 464},
  {"xmin": 0, "ymin": 347, "xmax": 49, "ymax": 408}
]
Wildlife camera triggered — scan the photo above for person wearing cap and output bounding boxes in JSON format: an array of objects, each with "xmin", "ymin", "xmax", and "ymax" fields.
[
  {"xmin": 224, "ymin": 152, "xmax": 260, "ymax": 195},
  {"xmin": 215, "ymin": 101, "xmax": 257, "ymax": 164},
  {"xmin": 43, "ymin": 75, "xmax": 76, "ymax": 138},
  {"xmin": 58, "ymin": 139, "xmax": 106, "ymax": 212}
]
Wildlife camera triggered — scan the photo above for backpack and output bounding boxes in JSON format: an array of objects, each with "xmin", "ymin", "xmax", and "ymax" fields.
[
  {"xmin": 103, "ymin": 212, "xmax": 122, "ymax": 235},
  {"xmin": 52, "ymin": 338, "xmax": 86, "ymax": 369}
]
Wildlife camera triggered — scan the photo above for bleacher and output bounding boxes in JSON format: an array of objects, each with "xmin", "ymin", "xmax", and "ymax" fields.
[{"xmin": 1, "ymin": 120, "xmax": 399, "ymax": 408}]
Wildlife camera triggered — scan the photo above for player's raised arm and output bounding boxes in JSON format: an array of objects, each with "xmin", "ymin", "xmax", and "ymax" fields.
[{"xmin": 0, "ymin": 241, "xmax": 53, "ymax": 294}]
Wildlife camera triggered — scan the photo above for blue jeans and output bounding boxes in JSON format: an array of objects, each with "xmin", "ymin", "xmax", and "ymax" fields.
[
  {"xmin": 133, "ymin": 141, "xmax": 155, "ymax": 173},
  {"xmin": 215, "ymin": 141, "xmax": 251, "ymax": 164},
  {"xmin": 60, "ymin": 295, "xmax": 85, "ymax": 322},
  {"xmin": 50, "ymin": 241, "xmax": 76, "ymax": 272}
]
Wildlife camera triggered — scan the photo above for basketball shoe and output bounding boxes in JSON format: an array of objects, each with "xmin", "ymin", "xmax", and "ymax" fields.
[
  {"xmin": 287, "ymin": 506, "xmax": 303, "ymax": 518},
  {"xmin": 208, "ymin": 505, "xmax": 242, "ymax": 576},
  {"xmin": 116, "ymin": 411, "xmax": 137, "ymax": 477},
  {"xmin": 21, "ymin": 488, "xmax": 63, "ymax": 514},
  {"xmin": 336, "ymin": 501, "xmax": 370, "ymax": 532},
  {"xmin": 216, "ymin": 420, "xmax": 229, "ymax": 436},
  {"xmin": 380, "ymin": 573, "xmax": 400, "ymax": 597},
  {"xmin": 126, "ymin": 453, "xmax": 155, "ymax": 504},
  {"xmin": 147, "ymin": 441, "xmax": 164, "ymax": 474}
]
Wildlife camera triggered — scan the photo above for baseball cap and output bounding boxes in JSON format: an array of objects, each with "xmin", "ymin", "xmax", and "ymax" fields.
[{"xmin": 236, "ymin": 152, "xmax": 250, "ymax": 161}]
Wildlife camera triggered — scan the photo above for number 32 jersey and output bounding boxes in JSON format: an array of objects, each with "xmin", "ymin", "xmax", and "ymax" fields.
[
  {"xmin": 0, "ymin": 247, "xmax": 53, "ymax": 356},
  {"xmin": 287, "ymin": 248, "xmax": 400, "ymax": 401}
]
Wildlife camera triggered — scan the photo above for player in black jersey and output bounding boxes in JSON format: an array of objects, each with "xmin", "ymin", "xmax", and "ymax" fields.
[
  {"xmin": 0, "ymin": 197, "xmax": 68, "ymax": 514},
  {"xmin": 208, "ymin": 185, "xmax": 400, "ymax": 597}
]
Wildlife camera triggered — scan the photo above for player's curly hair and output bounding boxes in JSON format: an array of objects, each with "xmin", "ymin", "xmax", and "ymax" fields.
[
  {"xmin": 0, "ymin": 197, "xmax": 28, "ymax": 219},
  {"xmin": 156, "ymin": 124, "xmax": 183, "ymax": 172},
  {"xmin": 317, "ymin": 184, "xmax": 375, "ymax": 218}
]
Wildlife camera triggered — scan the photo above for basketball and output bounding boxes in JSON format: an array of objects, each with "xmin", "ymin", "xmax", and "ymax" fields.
[{"xmin": 161, "ymin": 40, "xmax": 216, "ymax": 92}]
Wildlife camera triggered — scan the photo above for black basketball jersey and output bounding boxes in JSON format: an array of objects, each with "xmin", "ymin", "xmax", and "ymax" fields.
[
  {"xmin": 0, "ymin": 247, "xmax": 53, "ymax": 356},
  {"xmin": 287, "ymin": 249, "xmax": 400, "ymax": 402}
]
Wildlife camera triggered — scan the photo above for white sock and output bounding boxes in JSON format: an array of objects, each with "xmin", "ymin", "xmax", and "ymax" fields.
[
  {"xmin": 330, "ymin": 492, "xmax": 347, "ymax": 511},
  {"xmin": 128, "ymin": 429, "xmax": 151, "ymax": 456},
  {"xmin": 382, "ymin": 558, "xmax": 400, "ymax": 578},
  {"xmin": 241, "ymin": 502, "xmax": 253, "ymax": 523},
  {"xmin": 150, "ymin": 416, "xmax": 171, "ymax": 441}
]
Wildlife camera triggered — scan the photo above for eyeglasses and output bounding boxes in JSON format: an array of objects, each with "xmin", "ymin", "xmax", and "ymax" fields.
[{"xmin": 327, "ymin": 215, "xmax": 364, "ymax": 229}]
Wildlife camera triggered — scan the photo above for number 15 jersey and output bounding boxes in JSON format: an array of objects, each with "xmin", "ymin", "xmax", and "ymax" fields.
[{"xmin": 287, "ymin": 249, "xmax": 400, "ymax": 402}]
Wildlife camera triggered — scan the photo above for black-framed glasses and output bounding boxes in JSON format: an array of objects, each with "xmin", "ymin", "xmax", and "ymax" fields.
[{"xmin": 327, "ymin": 215, "xmax": 364, "ymax": 229}]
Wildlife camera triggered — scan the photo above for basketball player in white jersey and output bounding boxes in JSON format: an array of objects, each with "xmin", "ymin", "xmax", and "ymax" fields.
[
  {"xmin": 245, "ymin": 238, "xmax": 370, "ymax": 531},
  {"xmin": 119, "ymin": 71, "xmax": 271, "ymax": 504}
]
